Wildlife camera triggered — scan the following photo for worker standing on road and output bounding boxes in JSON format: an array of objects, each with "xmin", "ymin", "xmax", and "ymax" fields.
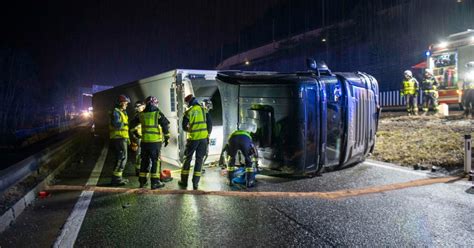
[
  {"xmin": 178, "ymin": 94, "xmax": 212, "ymax": 190},
  {"xmin": 130, "ymin": 101, "xmax": 145, "ymax": 176},
  {"xmin": 421, "ymin": 69, "xmax": 439, "ymax": 115},
  {"xmin": 226, "ymin": 123, "xmax": 258, "ymax": 188},
  {"xmin": 133, "ymin": 96, "xmax": 170, "ymax": 189},
  {"xmin": 401, "ymin": 70, "xmax": 419, "ymax": 116},
  {"xmin": 463, "ymin": 62, "xmax": 474, "ymax": 118},
  {"xmin": 109, "ymin": 95, "xmax": 131, "ymax": 186}
]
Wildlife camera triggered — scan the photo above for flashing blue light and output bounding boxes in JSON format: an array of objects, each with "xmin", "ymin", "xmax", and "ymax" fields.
[{"xmin": 425, "ymin": 51, "xmax": 431, "ymax": 57}]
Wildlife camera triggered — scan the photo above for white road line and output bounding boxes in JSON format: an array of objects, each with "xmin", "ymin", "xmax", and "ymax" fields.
[
  {"xmin": 53, "ymin": 143, "xmax": 108, "ymax": 248},
  {"xmin": 364, "ymin": 161, "xmax": 428, "ymax": 176},
  {"xmin": 364, "ymin": 160, "xmax": 473, "ymax": 187}
]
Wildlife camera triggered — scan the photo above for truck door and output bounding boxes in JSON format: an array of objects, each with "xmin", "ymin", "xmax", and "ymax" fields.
[{"xmin": 324, "ymin": 78, "xmax": 343, "ymax": 166}]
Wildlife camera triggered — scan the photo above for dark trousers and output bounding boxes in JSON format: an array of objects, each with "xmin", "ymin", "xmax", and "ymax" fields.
[
  {"xmin": 111, "ymin": 138, "xmax": 128, "ymax": 181},
  {"xmin": 463, "ymin": 89, "xmax": 474, "ymax": 117},
  {"xmin": 181, "ymin": 139, "xmax": 208, "ymax": 186},
  {"xmin": 227, "ymin": 135, "xmax": 254, "ymax": 185},
  {"xmin": 422, "ymin": 92, "xmax": 438, "ymax": 113},
  {"xmin": 140, "ymin": 142, "xmax": 162, "ymax": 184}
]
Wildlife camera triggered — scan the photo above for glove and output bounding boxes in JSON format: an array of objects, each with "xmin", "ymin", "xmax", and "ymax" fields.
[
  {"xmin": 434, "ymin": 91, "xmax": 439, "ymax": 98},
  {"xmin": 164, "ymin": 137, "xmax": 169, "ymax": 147}
]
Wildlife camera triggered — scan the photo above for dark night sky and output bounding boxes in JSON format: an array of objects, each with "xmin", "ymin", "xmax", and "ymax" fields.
[{"xmin": 1, "ymin": 0, "xmax": 290, "ymax": 87}]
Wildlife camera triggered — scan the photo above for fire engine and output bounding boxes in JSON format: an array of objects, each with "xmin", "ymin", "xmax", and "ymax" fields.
[{"xmin": 425, "ymin": 29, "xmax": 474, "ymax": 106}]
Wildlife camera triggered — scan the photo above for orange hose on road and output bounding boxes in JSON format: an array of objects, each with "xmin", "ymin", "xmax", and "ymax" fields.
[{"xmin": 44, "ymin": 176, "xmax": 461, "ymax": 200}]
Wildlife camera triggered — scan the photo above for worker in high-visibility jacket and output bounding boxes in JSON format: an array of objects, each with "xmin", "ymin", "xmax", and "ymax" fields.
[
  {"xmin": 226, "ymin": 123, "xmax": 258, "ymax": 188},
  {"xmin": 109, "ymin": 94, "xmax": 131, "ymax": 186},
  {"xmin": 401, "ymin": 70, "xmax": 419, "ymax": 116},
  {"xmin": 130, "ymin": 101, "xmax": 145, "ymax": 176},
  {"xmin": 421, "ymin": 69, "xmax": 439, "ymax": 115},
  {"xmin": 463, "ymin": 62, "xmax": 474, "ymax": 118},
  {"xmin": 130, "ymin": 96, "xmax": 170, "ymax": 189},
  {"xmin": 178, "ymin": 94, "xmax": 212, "ymax": 190}
]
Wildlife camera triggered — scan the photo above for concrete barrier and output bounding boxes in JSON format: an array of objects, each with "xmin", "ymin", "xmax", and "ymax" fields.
[{"xmin": 0, "ymin": 132, "xmax": 84, "ymax": 233}]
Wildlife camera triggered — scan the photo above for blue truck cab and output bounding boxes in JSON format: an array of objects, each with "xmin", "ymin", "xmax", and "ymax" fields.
[{"xmin": 216, "ymin": 63, "xmax": 380, "ymax": 176}]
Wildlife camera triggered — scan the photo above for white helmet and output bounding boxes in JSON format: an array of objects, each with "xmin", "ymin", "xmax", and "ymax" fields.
[
  {"xmin": 425, "ymin": 68, "xmax": 433, "ymax": 75},
  {"xmin": 404, "ymin": 70, "xmax": 413, "ymax": 77}
]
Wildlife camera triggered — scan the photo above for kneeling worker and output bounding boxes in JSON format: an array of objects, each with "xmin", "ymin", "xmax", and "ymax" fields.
[
  {"xmin": 227, "ymin": 123, "xmax": 258, "ymax": 188},
  {"xmin": 135, "ymin": 96, "xmax": 170, "ymax": 189}
]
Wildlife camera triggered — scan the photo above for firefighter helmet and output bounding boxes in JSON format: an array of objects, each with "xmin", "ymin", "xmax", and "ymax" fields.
[
  {"xmin": 116, "ymin": 95, "xmax": 131, "ymax": 104},
  {"xmin": 404, "ymin": 70, "xmax": 413, "ymax": 77},
  {"xmin": 184, "ymin": 94, "xmax": 194, "ymax": 103},
  {"xmin": 145, "ymin": 96, "xmax": 159, "ymax": 106},
  {"xmin": 425, "ymin": 68, "xmax": 433, "ymax": 75}
]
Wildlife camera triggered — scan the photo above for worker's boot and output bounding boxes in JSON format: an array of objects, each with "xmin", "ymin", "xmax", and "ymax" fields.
[
  {"xmin": 139, "ymin": 177, "xmax": 148, "ymax": 188},
  {"xmin": 111, "ymin": 176, "xmax": 129, "ymax": 186},
  {"xmin": 150, "ymin": 179, "xmax": 165, "ymax": 190}
]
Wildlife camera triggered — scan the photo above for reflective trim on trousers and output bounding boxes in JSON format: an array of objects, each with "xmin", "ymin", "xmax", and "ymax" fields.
[
  {"xmin": 113, "ymin": 171, "xmax": 123, "ymax": 177},
  {"xmin": 245, "ymin": 167, "xmax": 255, "ymax": 173}
]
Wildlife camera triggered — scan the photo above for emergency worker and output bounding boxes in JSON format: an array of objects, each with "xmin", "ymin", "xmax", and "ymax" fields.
[
  {"xmin": 401, "ymin": 70, "xmax": 419, "ymax": 116},
  {"xmin": 421, "ymin": 68, "xmax": 439, "ymax": 115},
  {"xmin": 109, "ymin": 94, "xmax": 131, "ymax": 186},
  {"xmin": 130, "ymin": 101, "xmax": 145, "ymax": 176},
  {"xmin": 178, "ymin": 94, "xmax": 212, "ymax": 190},
  {"xmin": 463, "ymin": 62, "xmax": 474, "ymax": 118},
  {"xmin": 135, "ymin": 96, "xmax": 170, "ymax": 189},
  {"xmin": 226, "ymin": 123, "xmax": 258, "ymax": 188}
]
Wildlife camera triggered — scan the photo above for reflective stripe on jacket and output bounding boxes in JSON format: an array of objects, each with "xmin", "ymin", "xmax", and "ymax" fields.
[
  {"xmin": 139, "ymin": 111, "xmax": 162, "ymax": 143},
  {"xmin": 185, "ymin": 105, "xmax": 208, "ymax": 140},
  {"xmin": 422, "ymin": 77, "xmax": 438, "ymax": 92},
  {"xmin": 402, "ymin": 78, "xmax": 418, "ymax": 95},
  {"xmin": 109, "ymin": 108, "xmax": 129, "ymax": 139}
]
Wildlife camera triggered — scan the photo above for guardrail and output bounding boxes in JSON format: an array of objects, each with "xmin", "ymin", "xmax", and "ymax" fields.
[
  {"xmin": 13, "ymin": 118, "xmax": 88, "ymax": 148},
  {"xmin": 0, "ymin": 130, "xmax": 86, "ymax": 233},
  {"xmin": 0, "ymin": 132, "xmax": 83, "ymax": 193}
]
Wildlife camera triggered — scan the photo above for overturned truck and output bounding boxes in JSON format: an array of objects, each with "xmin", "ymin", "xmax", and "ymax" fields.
[
  {"xmin": 217, "ymin": 63, "xmax": 380, "ymax": 176},
  {"xmin": 93, "ymin": 64, "xmax": 379, "ymax": 176}
]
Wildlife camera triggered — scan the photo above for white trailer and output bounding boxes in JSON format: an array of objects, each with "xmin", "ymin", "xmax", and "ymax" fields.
[{"xmin": 92, "ymin": 69, "xmax": 224, "ymax": 167}]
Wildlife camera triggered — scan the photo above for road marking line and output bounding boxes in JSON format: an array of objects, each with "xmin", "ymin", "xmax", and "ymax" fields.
[
  {"xmin": 53, "ymin": 143, "xmax": 108, "ymax": 248},
  {"xmin": 45, "ymin": 176, "xmax": 460, "ymax": 200},
  {"xmin": 364, "ymin": 160, "xmax": 473, "ymax": 186},
  {"xmin": 364, "ymin": 161, "xmax": 428, "ymax": 176}
]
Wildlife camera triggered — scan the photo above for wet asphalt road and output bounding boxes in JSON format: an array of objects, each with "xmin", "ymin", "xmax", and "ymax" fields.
[{"xmin": 1, "ymin": 137, "xmax": 473, "ymax": 247}]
